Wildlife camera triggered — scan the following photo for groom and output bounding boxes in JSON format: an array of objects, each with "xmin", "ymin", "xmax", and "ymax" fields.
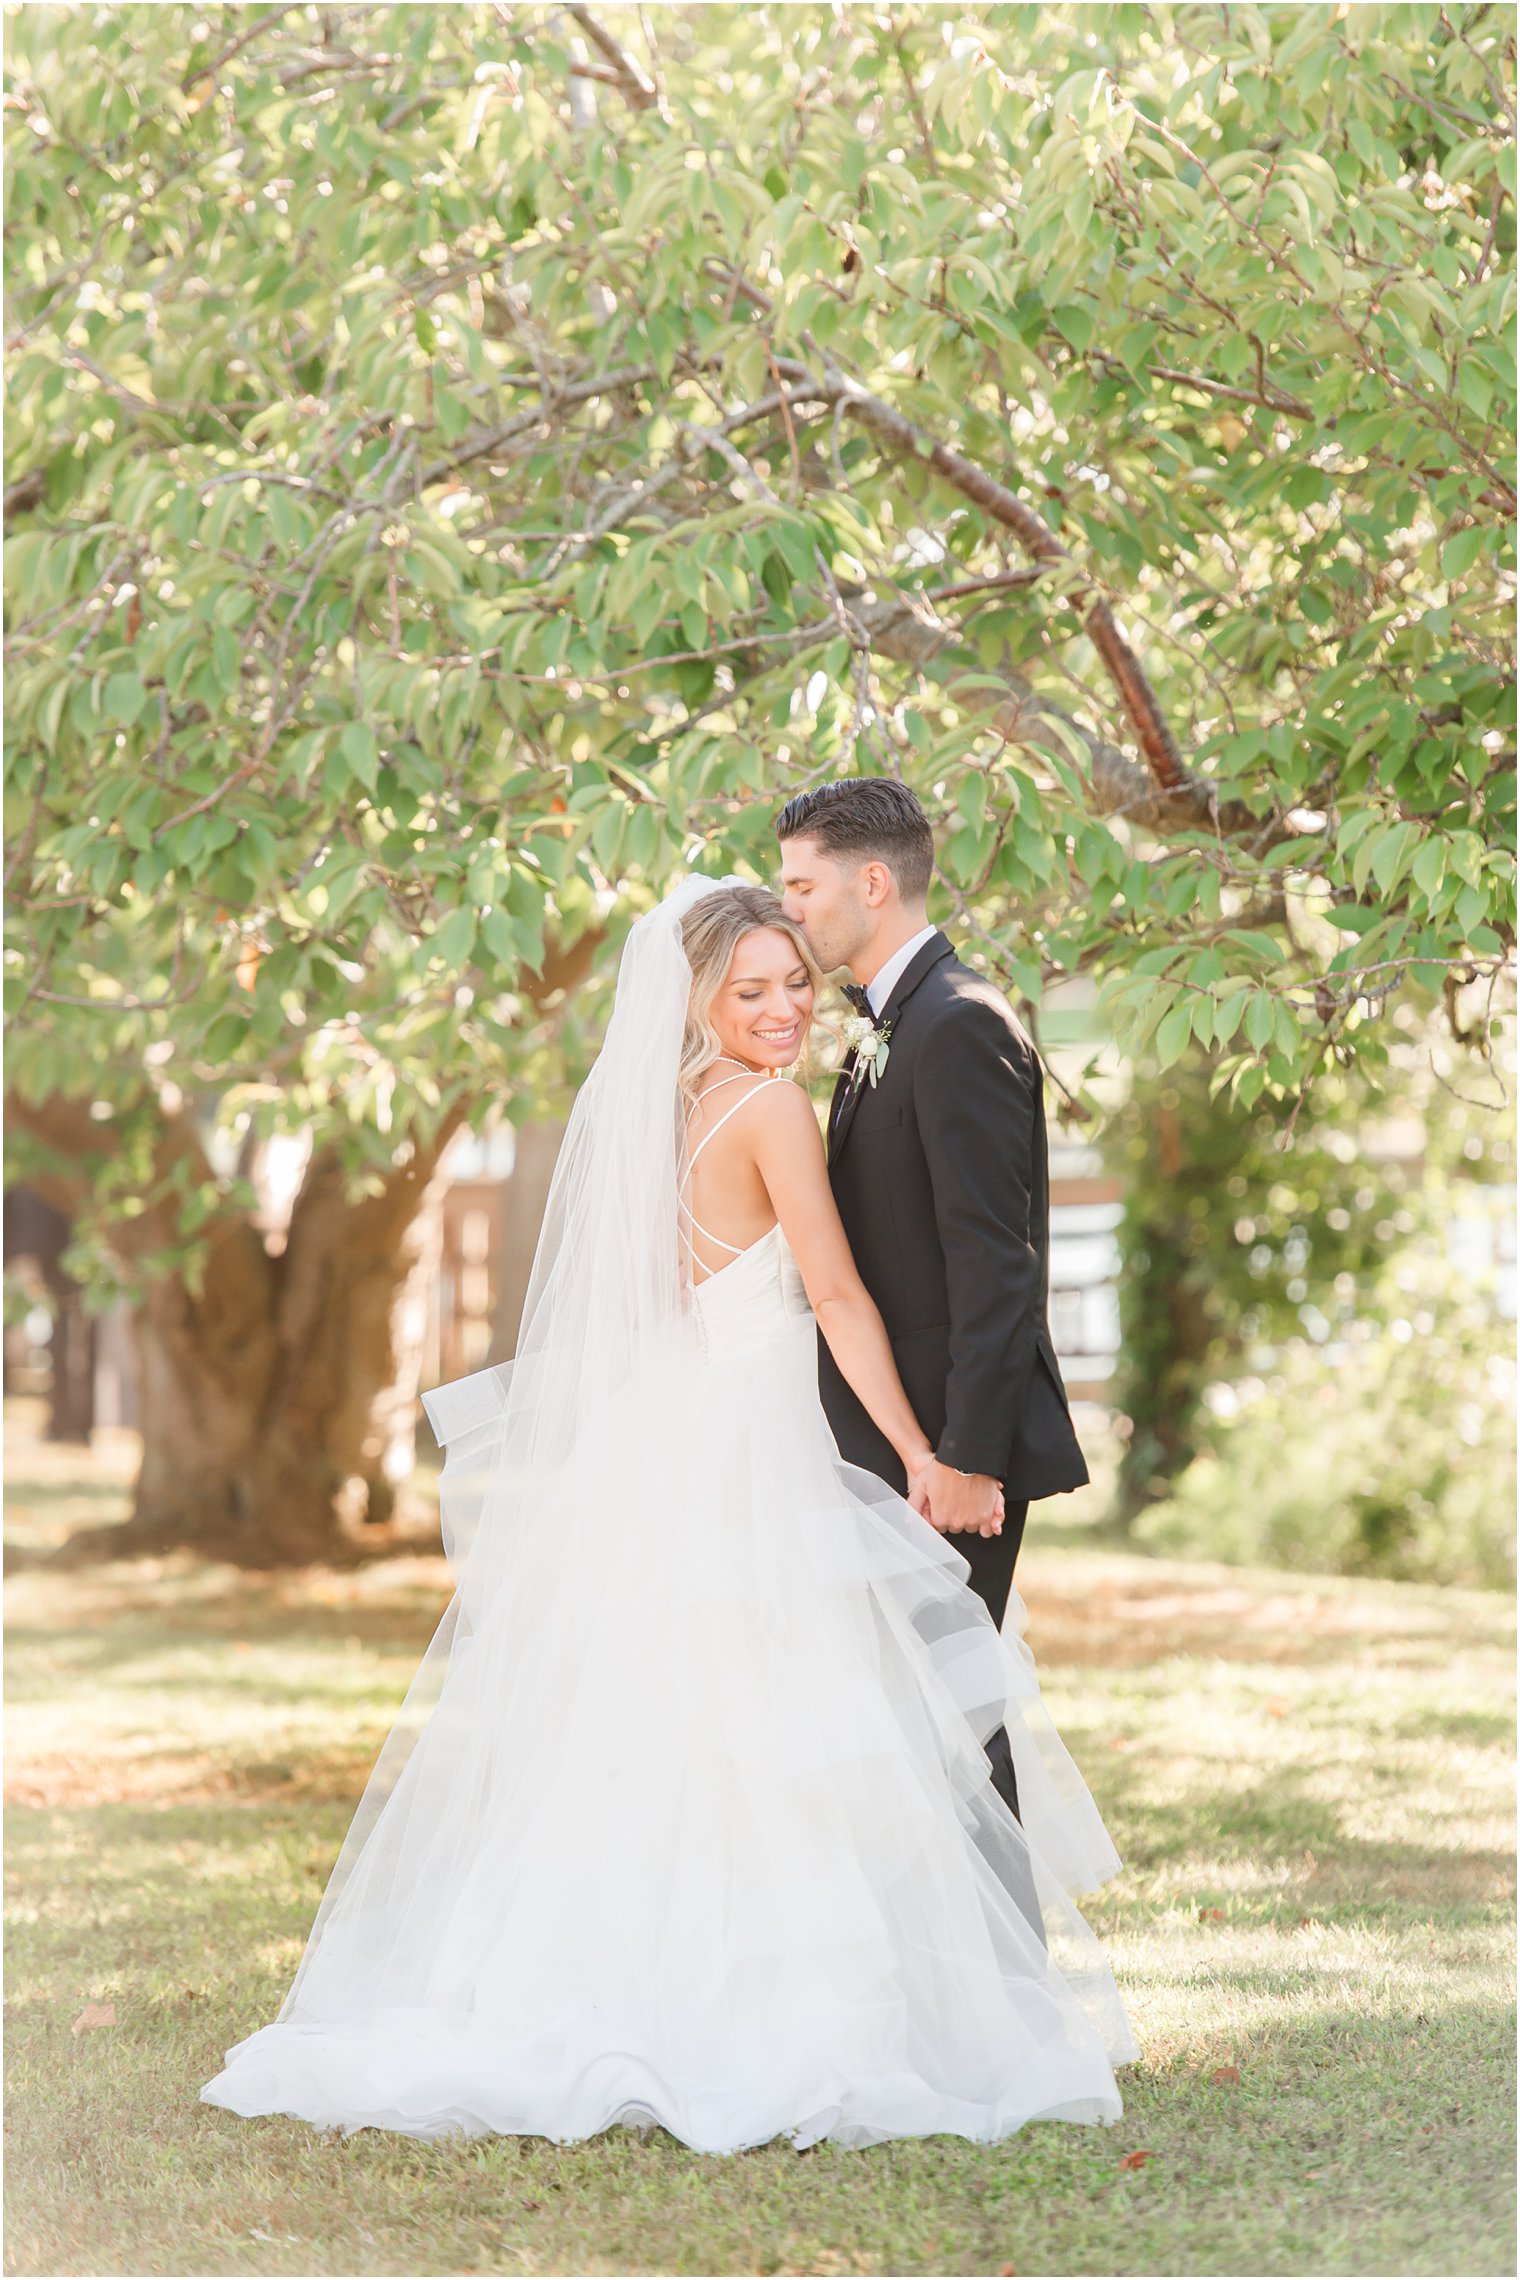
[{"xmin": 777, "ymin": 778, "xmax": 1089, "ymax": 1828}]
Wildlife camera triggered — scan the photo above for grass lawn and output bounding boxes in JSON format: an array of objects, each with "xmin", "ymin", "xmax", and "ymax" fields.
[{"xmin": 4, "ymin": 1399, "xmax": 1514, "ymax": 2278}]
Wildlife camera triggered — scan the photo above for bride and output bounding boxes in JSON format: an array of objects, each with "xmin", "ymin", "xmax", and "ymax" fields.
[{"xmin": 200, "ymin": 875, "xmax": 1139, "ymax": 2153}]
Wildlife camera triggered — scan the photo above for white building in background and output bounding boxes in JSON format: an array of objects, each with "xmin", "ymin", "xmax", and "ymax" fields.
[
  {"xmin": 1447, "ymin": 1185, "xmax": 1518, "ymax": 1319},
  {"xmin": 1046, "ymin": 1140, "xmax": 1124, "ymax": 1396}
]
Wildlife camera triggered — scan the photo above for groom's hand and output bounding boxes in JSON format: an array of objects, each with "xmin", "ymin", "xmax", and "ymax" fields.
[{"xmin": 912, "ymin": 1461, "xmax": 1004, "ymax": 1537}]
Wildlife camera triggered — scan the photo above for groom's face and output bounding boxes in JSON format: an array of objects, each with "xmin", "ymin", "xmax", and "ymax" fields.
[{"xmin": 777, "ymin": 836, "xmax": 877, "ymax": 976}]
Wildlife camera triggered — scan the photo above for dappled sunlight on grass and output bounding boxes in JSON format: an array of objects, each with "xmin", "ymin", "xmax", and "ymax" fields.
[
  {"xmin": 5, "ymin": 1408, "xmax": 1514, "ymax": 2276},
  {"xmin": 1017, "ymin": 1544, "xmax": 1512, "ymax": 1671}
]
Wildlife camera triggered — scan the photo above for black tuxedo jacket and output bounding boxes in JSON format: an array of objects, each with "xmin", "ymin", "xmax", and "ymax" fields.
[{"xmin": 821, "ymin": 930, "xmax": 1089, "ymax": 1503}]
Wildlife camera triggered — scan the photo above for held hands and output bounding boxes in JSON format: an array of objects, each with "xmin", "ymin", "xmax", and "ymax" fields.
[{"xmin": 905, "ymin": 1456, "xmax": 1005, "ymax": 1538}]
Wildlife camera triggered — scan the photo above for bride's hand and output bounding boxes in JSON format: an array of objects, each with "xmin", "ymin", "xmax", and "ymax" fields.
[
  {"xmin": 906, "ymin": 1456, "xmax": 1006, "ymax": 1537},
  {"xmin": 914, "ymin": 1462, "xmax": 1006, "ymax": 1538},
  {"xmin": 906, "ymin": 1454, "xmax": 944, "ymax": 1530}
]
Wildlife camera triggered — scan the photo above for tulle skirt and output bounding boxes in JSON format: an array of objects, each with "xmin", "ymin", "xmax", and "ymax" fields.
[{"xmin": 199, "ymin": 1307, "xmax": 1138, "ymax": 2152}]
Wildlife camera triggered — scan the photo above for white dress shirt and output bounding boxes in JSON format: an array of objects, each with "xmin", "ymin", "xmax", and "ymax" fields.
[{"xmin": 865, "ymin": 924, "xmax": 940, "ymax": 1018}]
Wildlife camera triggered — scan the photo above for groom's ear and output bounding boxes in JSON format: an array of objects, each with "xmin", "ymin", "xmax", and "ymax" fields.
[{"xmin": 860, "ymin": 859, "xmax": 898, "ymax": 909}]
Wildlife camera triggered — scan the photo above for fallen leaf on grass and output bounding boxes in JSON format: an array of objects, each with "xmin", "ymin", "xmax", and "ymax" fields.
[
  {"xmin": 1197, "ymin": 1906, "xmax": 1224, "ymax": 1921},
  {"xmin": 1266, "ymin": 1698, "xmax": 1289, "ymax": 1717},
  {"xmin": 1119, "ymin": 2149, "xmax": 1155, "ymax": 2171},
  {"xmin": 70, "ymin": 2002, "xmax": 116, "ymax": 2034},
  {"xmin": 1211, "ymin": 2065, "xmax": 1242, "ymax": 2086}
]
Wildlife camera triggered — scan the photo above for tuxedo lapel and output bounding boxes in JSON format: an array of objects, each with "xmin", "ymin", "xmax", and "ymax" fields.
[
  {"xmin": 828, "ymin": 1048, "xmax": 870, "ymax": 1162},
  {"xmin": 827, "ymin": 1053, "xmax": 858, "ymax": 1145},
  {"xmin": 828, "ymin": 932, "xmax": 955, "ymax": 1166}
]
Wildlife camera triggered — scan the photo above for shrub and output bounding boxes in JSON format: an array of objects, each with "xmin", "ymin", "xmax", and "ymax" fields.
[{"xmin": 1132, "ymin": 1253, "xmax": 1515, "ymax": 1590}]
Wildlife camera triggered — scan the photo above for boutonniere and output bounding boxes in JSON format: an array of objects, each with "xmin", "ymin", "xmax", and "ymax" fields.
[{"xmin": 840, "ymin": 1010, "xmax": 894, "ymax": 1092}]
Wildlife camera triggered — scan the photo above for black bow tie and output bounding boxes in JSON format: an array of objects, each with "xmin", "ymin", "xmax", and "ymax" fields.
[{"xmin": 840, "ymin": 981, "xmax": 875, "ymax": 1019}]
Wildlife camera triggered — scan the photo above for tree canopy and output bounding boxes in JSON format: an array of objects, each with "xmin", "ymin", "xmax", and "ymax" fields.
[{"xmin": 5, "ymin": 1, "xmax": 1515, "ymax": 1297}]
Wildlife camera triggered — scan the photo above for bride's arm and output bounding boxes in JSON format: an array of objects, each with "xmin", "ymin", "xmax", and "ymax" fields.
[{"xmin": 746, "ymin": 1083, "xmax": 935, "ymax": 1487}]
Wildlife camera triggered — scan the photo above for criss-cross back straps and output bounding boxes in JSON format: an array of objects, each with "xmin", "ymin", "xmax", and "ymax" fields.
[
  {"xmin": 679, "ymin": 1073, "xmax": 780, "ymax": 1265},
  {"xmin": 685, "ymin": 1072, "xmax": 779, "ymax": 1171}
]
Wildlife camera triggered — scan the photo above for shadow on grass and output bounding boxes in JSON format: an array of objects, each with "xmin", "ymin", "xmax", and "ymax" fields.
[
  {"xmin": 5, "ymin": 1614, "xmax": 444, "ymax": 1686},
  {"xmin": 1385, "ymin": 1705, "xmax": 1517, "ymax": 1748},
  {"xmin": 11, "ymin": 1727, "xmax": 1513, "ymax": 1955},
  {"xmin": 3, "ymin": 1472, "xmax": 131, "ymax": 1511},
  {"xmin": 1107, "ymin": 1751, "xmax": 1515, "ymax": 1913}
]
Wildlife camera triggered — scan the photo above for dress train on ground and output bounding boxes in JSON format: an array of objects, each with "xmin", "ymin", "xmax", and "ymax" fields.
[{"xmin": 200, "ymin": 1223, "xmax": 1138, "ymax": 2152}]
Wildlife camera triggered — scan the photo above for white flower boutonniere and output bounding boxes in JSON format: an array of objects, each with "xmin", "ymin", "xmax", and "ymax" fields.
[{"xmin": 840, "ymin": 1011, "xmax": 894, "ymax": 1093}]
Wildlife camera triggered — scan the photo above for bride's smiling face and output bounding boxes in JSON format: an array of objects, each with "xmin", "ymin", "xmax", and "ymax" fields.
[{"xmin": 708, "ymin": 926, "xmax": 815, "ymax": 1071}]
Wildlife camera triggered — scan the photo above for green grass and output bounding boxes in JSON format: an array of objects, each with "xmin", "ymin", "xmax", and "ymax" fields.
[{"xmin": 5, "ymin": 1401, "xmax": 1515, "ymax": 2277}]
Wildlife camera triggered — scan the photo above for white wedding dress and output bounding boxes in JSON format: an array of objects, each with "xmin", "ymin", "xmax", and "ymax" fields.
[{"xmin": 200, "ymin": 879, "xmax": 1139, "ymax": 2153}]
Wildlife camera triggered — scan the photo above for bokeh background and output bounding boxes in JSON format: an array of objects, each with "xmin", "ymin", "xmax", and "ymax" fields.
[{"xmin": 5, "ymin": 5, "xmax": 1515, "ymax": 2275}]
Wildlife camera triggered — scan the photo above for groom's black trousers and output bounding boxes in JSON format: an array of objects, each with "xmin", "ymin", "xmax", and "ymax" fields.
[
  {"xmin": 954, "ymin": 1500, "xmax": 1030, "ymax": 1633},
  {"xmin": 863, "ymin": 1483, "xmax": 1033, "ymax": 1828},
  {"xmin": 953, "ymin": 1500, "xmax": 1031, "ymax": 1832}
]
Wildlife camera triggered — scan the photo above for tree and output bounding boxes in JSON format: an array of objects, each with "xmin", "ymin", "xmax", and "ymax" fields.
[
  {"xmin": 1108, "ymin": 1053, "xmax": 1397, "ymax": 1523},
  {"xmin": 1107, "ymin": 996, "xmax": 1514, "ymax": 1523},
  {"xmin": 4, "ymin": 3, "xmax": 1514, "ymax": 1560}
]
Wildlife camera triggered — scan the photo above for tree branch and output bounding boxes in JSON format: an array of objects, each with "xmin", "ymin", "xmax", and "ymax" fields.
[
  {"xmin": 772, "ymin": 354, "xmax": 1193, "ymax": 796},
  {"xmin": 565, "ymin": 4, "xmax": 659, "ymax": 109},
  {"xmin": 852, "ymin": 588, "xmax": 1279, "ymax": 841}
]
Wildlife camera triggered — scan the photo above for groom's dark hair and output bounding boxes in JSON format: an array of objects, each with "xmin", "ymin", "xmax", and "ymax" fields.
[{"xmin": 774, "ymin": 778, "xmax": 934, "ymax": 901}]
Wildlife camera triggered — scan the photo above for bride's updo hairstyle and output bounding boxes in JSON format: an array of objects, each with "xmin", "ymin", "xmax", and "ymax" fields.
[{"xmin": 678, "ymin": 884, "xmax": 821, "ymax": 1104}]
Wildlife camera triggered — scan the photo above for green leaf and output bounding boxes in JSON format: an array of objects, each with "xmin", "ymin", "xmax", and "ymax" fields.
[
  {"xmin": 428, "ymin": 903, "xmax": 476, "ymax": 970},
  {"xmin": 1245, "ymin": 990, "xmax": 1276, "ymax": 1051},
  {"xmin": 1050, "ymin": 303, "xmax": 1094, "ymax": 352},
  {"xmin": 339, "ymin": 721, "xmax": 380, "ymax": 792},
  {"xmin": 1457, "ymin": 361, "xmax": 1494, "ymax": 418},
  {"xmin": 1155, "ymin": 1002, "xmax": 1193, "ymax": 1067},
  {"xmin": 103, "ymin": 673, "xmax": 147, "ymax": 726},
  {"xmin": 1411, "ymin": 838, "xmax": 1446, "ymax": 899},
  {"xmin": 1213, "ymin": 986, "xmax": 1249, "ymax": 1044},
  {"xmin": 478, "ymin": 904, "xmax": 519, "ymax": 973},
  {"xmin": 1222, "ymin": 929, "xmax": 1286, "ymax": 964},
  {"xmin": 1370, "ymin": 819, "xmax": 1418, "ymax": 895},
  {"xmin": 1440, "ymin": 524, "xmax": 1484, "ymax": 582}
]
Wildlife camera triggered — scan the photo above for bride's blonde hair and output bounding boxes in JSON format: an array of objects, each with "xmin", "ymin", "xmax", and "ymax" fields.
[{"xmin": 678, "ymin": 885, "xmax": 821, "ymax": 1104}]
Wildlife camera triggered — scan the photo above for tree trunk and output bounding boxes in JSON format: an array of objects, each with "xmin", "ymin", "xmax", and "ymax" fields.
[
  {"xmin": 9, "ymin": 1091, "xmax": 467, "ymax": 1564},
  {"xmin": 5, "ymin": 932, "xmax": 603, "ymax": 1565},
  {"xmin": 487, "ymin": 1120, "xmax": 567, "ymax": 1364},
  {"xmin": 127, "ymin": 1118, "xmax": 466, "ymax": 1563},
  {"xmin": 47, "ymin": 1283, "xmax": 96, "ymax": 1445},
  {"xmin": 1, "ymin": 1185, "xmax": 96, "ymax": 1441}
]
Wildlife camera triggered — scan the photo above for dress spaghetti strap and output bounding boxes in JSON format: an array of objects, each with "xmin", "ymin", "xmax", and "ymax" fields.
[
  {"xmin": 686, "ymin": 1079, "xmax": 780, "ymax": 1170},
  {"xmin": 679, "ymin": 1073, "xmax": 782, "ymax": 1273}
]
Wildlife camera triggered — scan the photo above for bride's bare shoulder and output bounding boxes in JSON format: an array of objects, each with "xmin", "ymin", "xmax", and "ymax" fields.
[
  {"xmin": 744, "ymin": 1078, "xmax": 827, "ymax": 1156},
  {"xmin": 687, "ymin": 1068, "xmax": 770, "ymax": 1125},
  {"xmin": 688, "ymin": 1074, "xmax": 820, "ymax": 1151}
]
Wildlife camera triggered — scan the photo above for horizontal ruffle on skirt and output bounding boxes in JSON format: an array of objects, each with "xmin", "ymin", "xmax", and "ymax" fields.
[{"xmin": 201, "ymin": 1313, "xmax": 1138, "ymax": 2151}]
